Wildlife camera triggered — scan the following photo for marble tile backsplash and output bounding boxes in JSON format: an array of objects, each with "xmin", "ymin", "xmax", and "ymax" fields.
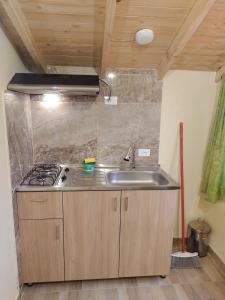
[
  {"xmin": 5, "ymin": 69, "xmax": 163, "ymax": 180},
  {"xmin": 4, "ymin": 91, "xmax": 33, "ymax": 286},
  {"xmin": 105, "ymin": 69, "xmax": 162, "ymax": 103},
  {"xmin": 31, "ymin": 69, "xmax": 162, "ymax": 165},
  {"xmin": 4, "ymin": 92, "xmax": 33, "ymax": 210}
]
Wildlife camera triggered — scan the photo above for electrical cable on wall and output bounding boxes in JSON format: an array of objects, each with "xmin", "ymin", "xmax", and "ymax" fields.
[{"xmin": 99, "ymin": 79, "xmax": 112, "ymax": 100}]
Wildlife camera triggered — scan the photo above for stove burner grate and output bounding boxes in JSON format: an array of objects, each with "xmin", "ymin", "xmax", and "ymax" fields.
[{"xmin": 21, "ymin": 164, "xmax": 62, "ymax": 186}]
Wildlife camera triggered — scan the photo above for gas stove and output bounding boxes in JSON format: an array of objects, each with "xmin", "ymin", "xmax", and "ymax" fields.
[{"xmin": 21, "ymin": 164, "xmax": 69, "ymax": 186}]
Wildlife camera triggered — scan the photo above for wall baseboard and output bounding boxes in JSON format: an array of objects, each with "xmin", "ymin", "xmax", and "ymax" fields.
[
  {"xmin": 172, "ymin": 237, "xmax": 187, "ymax": 250},
  {"xmin": 208, "ymin": 246, "xmax": 225, "ymax": 276},
  {"xmin": 17, "ymin": 284, "xmax": 23, "ymax": 300}
]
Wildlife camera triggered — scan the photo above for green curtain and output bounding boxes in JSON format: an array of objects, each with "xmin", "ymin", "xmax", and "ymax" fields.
[{"xmin": 200, "ymin": 79, "xmax": 225, "ymax": 203}]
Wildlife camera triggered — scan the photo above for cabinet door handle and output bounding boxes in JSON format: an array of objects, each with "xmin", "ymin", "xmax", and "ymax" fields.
[
  {"xmin": 124, "ymin": 197, "xmax": 128, "ymax": 211},
  {"xmin": 55, "ymin": 225, "xmax": 60, "ymax": 240},
  {"xmin": 31, "ymin": 199, "xmax": 47, "ymax": 203},
  {"xmin": 113, "ymin": 197, "xmax": 117, "ymax": 211}
]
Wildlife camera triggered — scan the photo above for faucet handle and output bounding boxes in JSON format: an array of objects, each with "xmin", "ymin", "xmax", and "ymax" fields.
[{"xmin": 124, "ymin": 146, "xmax": 132, "ymax": 161}]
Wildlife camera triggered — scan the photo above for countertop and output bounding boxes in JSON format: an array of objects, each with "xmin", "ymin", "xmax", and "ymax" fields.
[{"xmin": 16, "ymin": 165, "xmax": 180, "ymax": 192}]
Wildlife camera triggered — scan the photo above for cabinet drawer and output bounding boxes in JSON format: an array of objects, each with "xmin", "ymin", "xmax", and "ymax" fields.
[{"xmin": 17, "ymin": 192, "xmax": 63, "ymax": 219}]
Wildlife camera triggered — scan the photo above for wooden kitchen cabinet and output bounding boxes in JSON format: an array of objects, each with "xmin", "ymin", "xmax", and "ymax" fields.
[
  {"xmin": 17, "ymin": 189, "xmax": 178, "ymax": 283},
  {"xmin": 119, "ymin": 190, "xmax": 178, "ymax": 277},
  {"xmin": 63, "ymin": 191, "xmax": 121, "ymax": 280},
  {"xmin": 20, "ymin": 219, "xmax": 64, "ymax": 283}
]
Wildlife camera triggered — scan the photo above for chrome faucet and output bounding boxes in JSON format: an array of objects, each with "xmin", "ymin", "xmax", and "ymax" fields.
[{"xmin": 123, "ymin": 144, "xmax": 135, "ymax": 170}]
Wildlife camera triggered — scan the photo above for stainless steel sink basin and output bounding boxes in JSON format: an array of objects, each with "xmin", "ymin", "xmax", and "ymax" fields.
[{"xmin": 106, "ymin": 171, "xmax": 169, "ymax": 186}]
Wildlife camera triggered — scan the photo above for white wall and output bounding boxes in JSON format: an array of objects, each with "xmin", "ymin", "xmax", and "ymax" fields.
[
  {"xmin": 159, "ymin": 70, "xmax": 225, "ymax": 263},
  {"xmin": 0, "ymin": 26, "xmax": 27, "ymax": 300}
]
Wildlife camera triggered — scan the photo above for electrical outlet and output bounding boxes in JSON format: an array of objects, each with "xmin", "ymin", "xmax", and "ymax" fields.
[
  {"xmin": 138, "ymin": 149, "xmax": 151, "ymax": 157},
  {"xmin": 104, "ymin": 96, "xmax": 117, "ymax": 105}
]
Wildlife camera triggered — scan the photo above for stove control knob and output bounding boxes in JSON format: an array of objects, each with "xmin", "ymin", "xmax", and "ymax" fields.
[
  {"xmin": 61, "ymin": 175, "xmax": 67, "ymax": 182},
  {"xmin": 65, "ymin": 168, "xmax": 69, "ymax": 172}
]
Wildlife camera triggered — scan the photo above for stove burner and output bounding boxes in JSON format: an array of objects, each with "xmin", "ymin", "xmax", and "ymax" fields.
[{"xmin": 21, "ymin": 164, "xmax": 63, "ymax": 186}]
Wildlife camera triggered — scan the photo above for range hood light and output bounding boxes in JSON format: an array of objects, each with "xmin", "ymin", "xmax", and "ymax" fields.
[
  {"xmin": 41, "ymin": 94, "xmax": 60, "ymax": 109},
  {"xmin": 107, "ymin": 72, "xmax": 115, "ymax": 80}
]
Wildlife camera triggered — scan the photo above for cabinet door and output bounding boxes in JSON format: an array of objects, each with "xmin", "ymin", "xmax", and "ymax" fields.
[
  {"xmin": 20, "ymin": 219, "xmax": 64, "ymax": 283},
  {"xmin": 119, "ymin": 190, "xmax": 178, "ymax": 277},
  {"xmin": 64, "ymin": 191, "xmax": 121, "ymax": 280}
]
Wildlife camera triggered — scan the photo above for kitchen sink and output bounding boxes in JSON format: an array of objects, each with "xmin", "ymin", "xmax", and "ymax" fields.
[{"xmin": 106, "ymin": 171, "xmax": 169, "ymax": 186}]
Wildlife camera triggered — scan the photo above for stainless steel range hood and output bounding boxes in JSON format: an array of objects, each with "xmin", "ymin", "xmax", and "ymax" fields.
[{"xmin": 7, "ymin": 73, "xmax": 100, "ymax": 96}]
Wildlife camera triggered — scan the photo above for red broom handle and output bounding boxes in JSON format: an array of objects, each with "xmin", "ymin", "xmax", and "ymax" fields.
[{"xmin": 180, "ymin": 122, "xmax": 186, "ymax": 252}]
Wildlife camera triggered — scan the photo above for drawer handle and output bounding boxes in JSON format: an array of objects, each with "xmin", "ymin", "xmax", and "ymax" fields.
[
  {"xmin": 31, "ymin": 199, "xmax": 48, "ymax": 203},
  {"xmin": 113, "ymin": 198, "xmax": 117, "ymax": 211},
  {"xmin": 124, "ymin": 197, "xmax": 128, "ymax": 211},
  {"xmin": 55, "ymin": 225, "xmax": 60, "ymax": 240}
]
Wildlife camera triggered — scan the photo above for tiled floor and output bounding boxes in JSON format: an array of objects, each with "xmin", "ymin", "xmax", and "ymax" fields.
[{"xmin": 20, "ymin": 253, "xmax": 225, "ymax": 300}]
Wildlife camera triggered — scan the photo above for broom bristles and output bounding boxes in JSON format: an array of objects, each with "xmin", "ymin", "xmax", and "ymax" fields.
[
  {"xmin": 171, "ymin": 251, "xmax": 201, "ymax": 269},
  {"xmin": 171, "ymin": 256, "xmax": 201, "ymax": 269}
]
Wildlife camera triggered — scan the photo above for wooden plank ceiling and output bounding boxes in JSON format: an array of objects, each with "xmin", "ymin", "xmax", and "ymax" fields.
[{"xmin": 0, "ymin": 0, "xmax": 224, "ymax": 78}]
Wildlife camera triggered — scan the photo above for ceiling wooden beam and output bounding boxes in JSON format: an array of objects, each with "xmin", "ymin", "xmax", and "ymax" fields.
[
  {"xmin": 215, "ymin": 64, "xmax": 225, "ymax": 83},
  {"xmin": 100, "ymin": 0, "xmax": 117, "ymax": 78},
  {"xmin": 0, "ymin": 0, "xmax": 46, "ymax": 72},
  {"xmin": 158, "ymin": 0, "xmax": 216, "ymax": 79}
]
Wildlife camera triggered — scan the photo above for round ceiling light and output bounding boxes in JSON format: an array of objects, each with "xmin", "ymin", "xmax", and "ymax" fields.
[{"xmin": 135, "ymin": 28, "xmax": 154, "ymax": 45}]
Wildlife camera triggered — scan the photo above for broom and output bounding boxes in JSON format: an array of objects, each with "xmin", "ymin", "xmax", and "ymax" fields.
[{"xmin": 171, "ymin": 122, "xmax": 200, "ymax": 269}]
